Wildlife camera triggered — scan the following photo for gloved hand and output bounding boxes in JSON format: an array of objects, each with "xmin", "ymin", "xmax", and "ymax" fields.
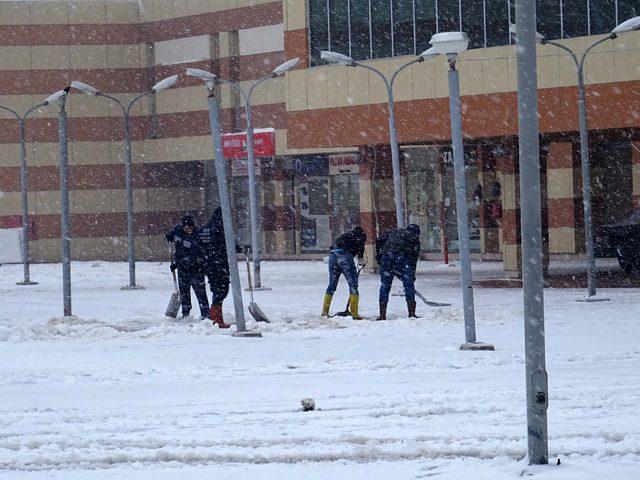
[{"xmin": 170, "ymin": 263, "xmax": 177, "ymax": 272}]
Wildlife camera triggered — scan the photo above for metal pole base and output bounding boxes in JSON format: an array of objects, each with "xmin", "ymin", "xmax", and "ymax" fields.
[
  {"xmin": 16, "ymin": 281, "xmax": 38, "ymax": 286},
  {"xmin": 121, "ymin": 285, "xmax": 146, "ymax": 291},
  {"xmin": 232, "ymin": 330, "xmax": 263, "ymax": 338},
  {"xmin": 575, "ymin": 296, "xmax": 609, "ymax": 303},
  {"xmin": 244, "ymin": 286, "xmax": 272, "ymax": 292},
  {"xmin": 460, "ymin": 342, "xmax": 495, "ymax": 351}
]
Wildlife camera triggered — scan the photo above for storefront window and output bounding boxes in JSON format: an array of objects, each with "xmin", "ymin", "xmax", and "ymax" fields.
[
  {"xmin": 309, "ymin": 0, "xmax": 329, "ymax": 66},
  {"xmin": 371, "ymin": 0, "xmax": 393, "ymax": 58},
  {"xmin": 393, "ymin": 0, "xmax": 416, "ymax": 56},
  {"xmin": 589, "ymin": 0, "xmax": 616, "ymax": 35},
  {"xmin": 485, "ymin": 0, "xmax": 510, "ymax": 47},
  {"xmin": 350, "ymin": 0, "xmax": 372, "ymax": 59},
  {"xmin": 438, "ymin": 0, "xmax": 460, "ymax": 34},
  {"xmin": 414, "ymin": 0, "xmax": 437, "ymax": 53},
  {"xmin": 462, "ymin": 0, "xmax": 485, "ymax": 49},
  {"xmin": 562, "ymin": 0, "xmax": 589, "ymax": 38},
  {"xmin": 329, "ymin": 0, "xmax": 350, "ymax": 56}
]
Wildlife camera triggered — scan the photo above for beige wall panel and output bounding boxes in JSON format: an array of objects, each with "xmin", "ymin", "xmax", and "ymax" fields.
[
  {"xmin": 584, "ymin": 52, "xmax": 615, "ymax": 85},
  {"xmin": 239, "ymin": 23, "xmax": 284, "ymax": 56},
  {"xmin": 31, "ymin": 45, "xmax": 71, "ymax": 70},
  {"xmin": 482, "ymin": 58, "xmax": 508, "ymax": 93},
  {"xmin": 145, "ymin": 187, "xmax": 202, "ymax": 211},
  {"xmin": 240, "ymin": 77, "xmax": 286, "ymax": 106},
  {"xmin": 70, "ymin": 189, "xmax": 120, "ymax": 214},
  {"xmin": 69, "ymin": 44, "xmax": 108, "ymax": 70},
  {"xmin": 502, "ymin": 243, "xmax": 521, "ymax": 275},
  {"xmin": 306, "ymin": 68, "xmax": 328, "ymax": 110},
  {"xmin": 284, "ymin": 0, "xmax": 307, "ymax": 31},
  {"xmin": 0, "ymin": 143, "xmax": 20, "ymax": 167},
  {"xmin": 458, "ymin": 59, "xmax": 484, "ymax": 96},
  {"xmin": 411, "ymin": 60, "xmax": 436, "ymax": 99},
  {"xmin": 107, "ymin": 44, "xmax": 145, "ymax": 69},
  {"xmin": 147, "ymin": 135, "xmax": 212, "ymax": 163},
  {"xmin": 537, "ymin": 55, "xmax": 559, "ymax": 89},
  {"xmin": 506, "ymin": 56, "xmax": 517, "ymax": 92},
  {"xmin": 549, "ymin": 227, "xmax": 576, "ymax": 253},
  {"xmin": 70, "ymin": 141, "xmax": 113, "ymax": 165},
  {"xmin": 33, "ymin": 190, "xmax": 61, "ymax": 214},
  {"xmin": 68, "ymin": 1, "xmax": 107, "ymax": 24},
  {"xmin": 156, "ymin": 86, "xmax": 195, "ymax": 114},
  {"xmin": 547, "ymin": 168, "xmax": 574, "ymax": 199},
  {"xmin": 0, "ymin": 95, "xmax": 45, "ymax": 116},
  {"xmin": 614, "ymin": 49, "xmax": 640, "ymax": 82},
  {"xmin": 375, "ymin": 178, "xmax": 396, "ymax": 211},
  {"xmin": 219, "ymin": 32, "xmax": 231, "ymax": 58},
  {"xmin": 0, "ymin": 46, "xmax": 32, "ymax": 71},
  {"xmin": 0, "ymin": 192, "xmax": 21, "ymax": 215},
  {"xmin": 347, "ymin": 67, "xmax": 370, "ymax": 106},
  {"xmin": 186, "ymin": 0, "xmax": 214, "ymax": 15},
  {"xmin": 106, "ymin": 1, "xmax": 140, "ymax": 24},
  {"xmin": 29, "ymin": 1, "xmax": 70, "ymax": 25},
  {"xmin": 274, "ymin": 128, "xmax": 287, "ymax": 155},
  {"xmin": 31, "ymin": 239, "xmax": 60, "ymax": 263},
  {"xmin": 67, "ymin": 94, "xmax": 112, "ymax": 118},
  {"xmin": 71, "ymin": 237, "xmax": 118, "ymax": 260},
  {"xmin": 433, "ymin": 55, "xmax": 450, "ymax": 98},
  {"xmin": 0, "ymin": 1, "xmax": 31, "ymax": 25},
  {"xmin": 287, "ymin": 70, "xmax": 308, "ymax": 111},
  {"xmin": 326, "ymin": 68, "xmax": 349, "ymax": 108},
  {"xmin": 558, "ymin": 52, "xmax": 580, "ymax": 87},
  {"xmin": 28, "ymin": 143, "xmax": 58, "ymax": 167},
  {"xmin": 219, "ymin": 84, "xmax": 234, "ymax": 109},
  {"xmin": 359, "ymin": 178, "xmax": 373, "ymax": 212}
]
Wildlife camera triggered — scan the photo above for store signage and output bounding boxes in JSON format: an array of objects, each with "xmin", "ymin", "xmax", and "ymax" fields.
[
  {"xmin": 222, "ymin": 128, "xmax": 275, "ymax": 159},
  {"xmin": 231, "ymin": 158, "xmax": 261, "ymax": 177},
  {"xmin": 329, "ymin": 153, "xmax": 359, "ymax": 175}
]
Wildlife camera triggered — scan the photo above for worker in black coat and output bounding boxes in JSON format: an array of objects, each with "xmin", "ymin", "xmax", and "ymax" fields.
[
  {"xmin": 376, "ymin": 224, "xmax": 421, "ymax": 320},
  {"xmin": 165, "ymin": 215, "xmax": 210, "ymax": 319},
  {"xmin": 198, "ymin": 207, "xmax": 231, "ymax": 329},
  {"xmin": 321, "ymin": 226, "xmax": 367, "ymax": 319}
]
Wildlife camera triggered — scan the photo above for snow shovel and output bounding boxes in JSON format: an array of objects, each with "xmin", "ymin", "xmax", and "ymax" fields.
[
  {"xmin": 330, "ymin": 262, "xmax": 366, "ymax": 317},
  {"xmin": 165, "ymin": 245, "xmax": 180, "ymax": 318},
  {"xmin": 415, "ymin": 289, "xmax": 451, "ymax": 307},
  {"xmin": 245, "ymin": 252, "xmax": 270, "ymax": 323}
]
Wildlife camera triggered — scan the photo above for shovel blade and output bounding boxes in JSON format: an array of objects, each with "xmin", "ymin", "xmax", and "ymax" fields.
[
  {"xmin": 249, "ymin": 302, "xmax": 270, "ymax": 323},
  {"xmin": 165, "ymin": 292, "xmax": 180, "ymax": 318}
]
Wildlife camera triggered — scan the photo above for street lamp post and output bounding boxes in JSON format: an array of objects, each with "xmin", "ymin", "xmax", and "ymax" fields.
[
  {"xmin": 220, "ymin": 57, "xmax": 299, "ymax": 289},
  {"xmin": 70, "ymin": 75, "xmax": 179, "ymax": 290},
  {"xmin": 320, "ymin": 49, "xmax": 438, "ymax": 229},
  {"xmin": 0, "ymin": 101, "xmax": 48, "ymax": 286},
  {"xmin": 187, "ymin": 68, "xmax": 261, "ymax": 338},
  {"xmin": 511, "ymin": 15, "xmax": 640, "ymax": 300},
  {"xmin": 429, "ymin": 32, "xmax": 493, "ymax": 351}
]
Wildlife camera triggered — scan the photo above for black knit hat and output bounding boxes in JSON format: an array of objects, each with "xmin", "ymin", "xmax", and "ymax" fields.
[{"xmin": 181, "ymin": 215, "xmax": 196, "ymax": 228}]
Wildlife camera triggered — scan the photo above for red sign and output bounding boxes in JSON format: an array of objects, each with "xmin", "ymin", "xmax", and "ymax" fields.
[{"xmin": 222, "ymin": 129, "xmax": 275, "ymax": 159}]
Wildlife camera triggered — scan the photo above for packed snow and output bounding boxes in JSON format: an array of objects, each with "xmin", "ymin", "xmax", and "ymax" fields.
[{"xmin": 1, "ymin": 260, "xmax": 639, "ymax": 479}]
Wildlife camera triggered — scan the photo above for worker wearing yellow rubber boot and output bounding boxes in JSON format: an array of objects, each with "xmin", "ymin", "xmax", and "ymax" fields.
[{"xmin": 321, "ymin": 226, "xmax": 367, "ymax": 319}]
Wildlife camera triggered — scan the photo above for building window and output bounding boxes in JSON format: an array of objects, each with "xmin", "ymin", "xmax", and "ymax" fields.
[{"xmin": 308, "ymin": 0, "xmax": 635, "ymax": 64}]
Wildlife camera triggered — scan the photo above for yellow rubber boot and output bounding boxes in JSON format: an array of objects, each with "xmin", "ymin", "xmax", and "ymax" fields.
[
  {"xmin": 321, "ymin": 293, "xmax": 333, "ymax": 317},
  {"xmin": 349, "ymin": 294, "xmax": 364, "ymax": 320}
]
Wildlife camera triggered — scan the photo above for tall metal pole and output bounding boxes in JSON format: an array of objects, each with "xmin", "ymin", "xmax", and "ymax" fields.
[
  {"xmin": 446, "ymin": 55, "xmax": 476, "ymax": 345},
  {"xmin": 16, "ymin": 118, "xmax": 35, "ymax": 285},
  {"xmin": 387, "ymin": 94, "xmax": 406, "ymax": 228},
  {"xmin": 57, "ymin": 94, "xmax": 72, "ymax": 317},
  {"xmin": 205, "ymin": 86, "xmax": 247, "ymax": 333},
  {"xmin": 515, "ymin": 0, "xmax": 549, "ymax": 464},
  {"xmin": 243, "ymin": 92, "xmax": 263, "ymax": 287}
]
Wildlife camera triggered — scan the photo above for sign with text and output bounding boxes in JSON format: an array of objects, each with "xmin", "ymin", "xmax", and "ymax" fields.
[
  {"xmin": 222, "ymin": 129, "xmax": 275, "ymax": 159},
  {"xmin": 329, "ymin": 153, "xmax": 360, "ymax": 175}
]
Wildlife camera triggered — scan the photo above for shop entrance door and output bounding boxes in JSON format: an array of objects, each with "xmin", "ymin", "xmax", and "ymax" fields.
[{"xmin": 299, "ymin": 178, "xmax": 331, "ymax": 252}]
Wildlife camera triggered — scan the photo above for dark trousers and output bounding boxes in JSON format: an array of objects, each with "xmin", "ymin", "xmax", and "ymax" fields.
[
  {"xmin": 177, "ymin": 268, "xmax": 209, "ymax": 317},
  {"xmin": 326, "ymin": 250, "xmax": 359, "ymax": 296},
  {"xmin": 379, "ymin": 253, "xmax": 416, "ymax": 304},
  {"xmin": 206, "ymin": 267, "xmax": 230, "ymax": 305}
]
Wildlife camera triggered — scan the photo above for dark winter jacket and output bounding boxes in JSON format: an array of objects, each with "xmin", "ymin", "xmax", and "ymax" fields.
[
  {"xmin": 165, "ymin": 224, "xmax": 206, "ymax": 271},
  {"xmin": 377, "ymin": 224, "xmax": 421, "ymax": 268},
  {"xmin": 198, "ymin": 208, "xmax": 230, "ymax": 275},
  {"xmin": 332, "ymin": 226, "xmax": 366, "ymax": 258}
]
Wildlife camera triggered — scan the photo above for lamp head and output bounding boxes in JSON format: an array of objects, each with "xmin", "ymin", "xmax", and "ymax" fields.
[
  {"xmin": 272, "ymin": 57, "xmax": 300, "ymax": 76},
  {"xmin": 612, "ymin": 15, "xmax": 640, "ymax": 34},
  {"xmin": 320, "ymin": 50, "xmax": 355, "ymax": 66},
  {"xmin": 418, "ymin": 46, "xmax": 439, "ymax": 61},
  {"xmin": 70, "ymin": 80, "xmax": 99, "ymax": 96},
  {"xmin": 509, "ymin": 23, "xmax": 546, "ymax": 43},
  {"xmin": 44, "ymin": 88, "xmax": 69, "ymax": 105},
  {"xmin": 429, "ymin": 31, "xmax": 469, "ymax": 55},
  {"xmin": 152, "ymin": 74, "xmax": 179, "ymax": 92},
  {"xmin": 185, "ymin": 68, "xmax": 217, "ymax": 81}
]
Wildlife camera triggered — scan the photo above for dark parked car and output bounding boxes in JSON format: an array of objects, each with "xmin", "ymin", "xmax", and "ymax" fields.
[{"xmin": 595, "ymin": 208, "xmax": 640, "ymax": 274}]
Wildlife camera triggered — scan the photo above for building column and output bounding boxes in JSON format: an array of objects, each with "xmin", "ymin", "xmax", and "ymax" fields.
[
  {"xmin": 546, "ymin": 141, "xmax": 580, "ymax": 254},
  {"xmin": 499, "ymin": 147, "xmax": 521, "ymax": 278},
  {"xmin": 633, "ymin": 141, "xmax": 640, "ymax": 208},
  {"xmin": 359, "ymin": 145, "xmax": 398, "ymax": 268},
  {"xmin": 262, "ymin": 159, "xmax": 295, "ymax": 255}
]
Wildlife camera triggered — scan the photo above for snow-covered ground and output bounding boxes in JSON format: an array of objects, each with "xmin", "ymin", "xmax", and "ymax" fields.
[{"xmin": 1, "ymin": 260, "xmax": 639, "ymax": 479}]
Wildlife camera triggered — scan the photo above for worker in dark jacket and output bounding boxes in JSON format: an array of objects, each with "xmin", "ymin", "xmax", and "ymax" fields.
[
  {"xmin": 321, "ymin": 226, "xmax": 367, "ymax": 319},
  {"xmin": 165, "ymin": 215, "xmax": 210, "ymax": 319},
  {"xmin": 198, "ymin": 207, "xmax": 230, "ymax": 329},
  {"xmin": 376, "ymin": 224, "xmax": 421, "ymax": 320}
]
